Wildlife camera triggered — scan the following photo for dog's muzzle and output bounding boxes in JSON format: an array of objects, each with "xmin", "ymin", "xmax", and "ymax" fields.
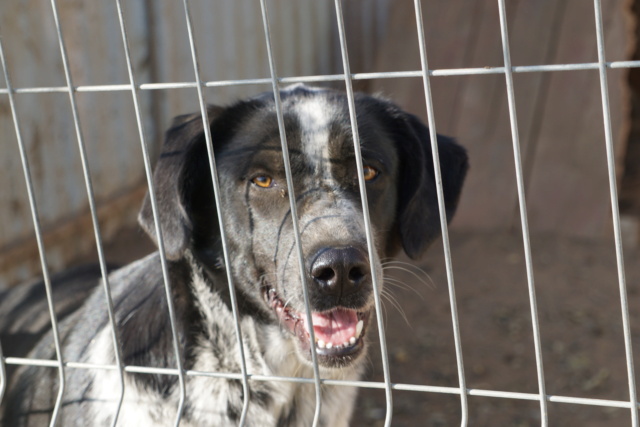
[{"xmin": 262, "ymin": 245, "xmax": 374, "ymax": 367}]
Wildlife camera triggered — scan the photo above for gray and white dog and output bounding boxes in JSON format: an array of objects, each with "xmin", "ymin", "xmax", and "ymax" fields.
[{"xmin": 0, "ymin": 85, "xmax": 468, "ymax": 426}]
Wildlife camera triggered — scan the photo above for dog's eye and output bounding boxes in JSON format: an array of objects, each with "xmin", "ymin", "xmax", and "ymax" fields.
[
  {"xmin": 363, "ymin": 166, "xmax": 379, "ymax": 182},
  {"xmin": 252, "ymin": 175, "xmax": 273, "ymax": 188}
]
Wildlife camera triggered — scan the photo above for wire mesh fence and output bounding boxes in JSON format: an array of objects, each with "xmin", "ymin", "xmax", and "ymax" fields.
[{"xmin": 0, "ymin": 0, "xmax": 637, "ymax": 426}]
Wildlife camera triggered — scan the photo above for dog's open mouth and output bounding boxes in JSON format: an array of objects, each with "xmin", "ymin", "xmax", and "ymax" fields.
[{"xmin": 262, "ymin": 285, "xmax": 370, "ymax": 365}]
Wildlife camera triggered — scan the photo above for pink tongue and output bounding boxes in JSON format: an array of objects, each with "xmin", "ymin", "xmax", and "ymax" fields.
[{"xmin": 302, "ymin": 309, "xmax": 358, "ymax": 345}]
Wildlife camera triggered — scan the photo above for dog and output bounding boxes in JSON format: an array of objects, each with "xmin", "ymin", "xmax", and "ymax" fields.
[{"xmin": 0, "ymin": 84, "xmax": 468, "ymax": 426}]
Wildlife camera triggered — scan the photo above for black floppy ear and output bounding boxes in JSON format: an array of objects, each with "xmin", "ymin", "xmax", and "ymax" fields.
[
  {"xmin": 394, "ymin": 113, "xmax": 469, "ymax": 259},
  {"xmin": 138, "ymin": 106, "xmax": 224, "ymax": 260}
]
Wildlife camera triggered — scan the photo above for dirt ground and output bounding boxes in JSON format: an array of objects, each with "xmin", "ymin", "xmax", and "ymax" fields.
[
  {"xmin": 353, "ymin": 230, "xmax": 640, "ymax": 427},
  {"xmin": 93, "ymin": 227, "xmax": 640, "ymax": 426}
]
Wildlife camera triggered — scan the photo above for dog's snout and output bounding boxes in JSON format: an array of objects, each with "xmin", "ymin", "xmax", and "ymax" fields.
[{"xmin": 310, "ymin": 247, "xmax": 369, "ymax": 296}]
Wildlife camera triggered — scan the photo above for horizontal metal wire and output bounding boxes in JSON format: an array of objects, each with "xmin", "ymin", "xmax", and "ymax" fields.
[
  {"xmin": 4, "ymin": 356, "xmax": 638, "ymax": 410},
  {"xmin": 2, "ymin": 59, "xmax": 640, "ymax": 95}
]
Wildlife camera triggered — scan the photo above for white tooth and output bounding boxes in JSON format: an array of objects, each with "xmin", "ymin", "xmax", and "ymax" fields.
[
  {"xmin": 326, "ymin": 342, "xmax": 333, "ymax": 349},
  {"xmin": 343, "ymin": 341, "xmax": 350, "ymax": 348},
  {"xmin": 317, "ymin": 340, "xmax": 326, "ymax": 349},
  {"xmin": 356, "ymin": 320, "xmax": 364, "ymax": 338},
  {"xmin": 349, "ymin": 337, "xmax": 356, "ymax": 345}
]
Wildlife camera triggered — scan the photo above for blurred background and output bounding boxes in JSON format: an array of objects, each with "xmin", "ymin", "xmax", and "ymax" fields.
[
  {"xmin": 1, "ymin": 0, "xmax": 638, "ymax": 285},
  {"xmin": 1, "ymin": 1, "xmax": 640, "ymax": 426}
]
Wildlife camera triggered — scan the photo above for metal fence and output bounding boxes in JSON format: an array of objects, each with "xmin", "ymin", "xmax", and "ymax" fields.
[{"xmin": 0, "ymin": 0, "xmax": 636, "ymax": 426}]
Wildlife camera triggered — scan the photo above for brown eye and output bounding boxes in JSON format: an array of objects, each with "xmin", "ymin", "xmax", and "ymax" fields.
[
  {"xmin": 252, "ymin": 175, "xmax": 273, "ymax": 188},
  {"xmin": 363, "ymin": 166, "xmax": 379, "ymax": 182}
]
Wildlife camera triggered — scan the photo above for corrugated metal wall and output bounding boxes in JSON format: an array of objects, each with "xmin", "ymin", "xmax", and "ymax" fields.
[
  {"xmin": 0, "ymin": 0, "xmax": 390, "ymax": 287},
  {"xmin": 1, "ymin": 1, "xmax": 153, "ymax": 285}
]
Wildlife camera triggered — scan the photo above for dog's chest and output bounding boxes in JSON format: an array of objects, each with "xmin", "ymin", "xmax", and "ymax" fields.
[
  {"xmin": 184, "ymin": 322, "xmax": 359, "ymax": 426},
  {"xmin": 257, "ymin": 327, "xmax": 359, "ymax": 427},
  {"xmin": 83, "ymin": 276, "xmax": 360, "ymax": 426}
]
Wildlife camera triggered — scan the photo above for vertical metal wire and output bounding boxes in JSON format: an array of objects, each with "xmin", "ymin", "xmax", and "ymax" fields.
[
  {"xmin": 333, "ymin": 1, "xmax": 394, "ymax": 425},
  {"xmin": 0, "ymin": 55, "xmax": 5, "ymax": 395},
  {"xmin": 259, "ymin": 1, "xmax": 324, "ymax": 425},
  {"xmin": 412, "ymin": 2, "xmax": 469, "ymax": 425},
  {"xmin": 110, "ymin": 2, "xmax": 187, "ymax": 425},
  {"xmin": 592, "ymin": 1, "xmax": 639, "ymax": 425},
  {"xmin": 48, "ymin": 2, "xmax": 128, "ymax": 425},
  {"xmin": 180, "ymin": 0, "xmax": 251, "ymax": 424},
  {"xmin": 0, "ymin": 35, "xmax": 66, "ymax": 427},
  {"xmin": 496, "ymin": 1, "xmax": 549, "ymax": 425},
  {"xmin": 0, "ymin": 339, "xmax": 5, "ymax": 404}
]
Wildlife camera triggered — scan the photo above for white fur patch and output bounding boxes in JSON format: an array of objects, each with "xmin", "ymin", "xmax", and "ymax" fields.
[
  {"xmin": 294, "ymin": 97, "xmax": 337, "ymax": 171},
  {"xmin": 295, "ymin": 97, "xmax": 334, "ymax": 134}
]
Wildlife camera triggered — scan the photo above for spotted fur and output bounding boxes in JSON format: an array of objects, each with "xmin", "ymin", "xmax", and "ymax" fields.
[{"xmin": 0, "ymin": 85, "xmax": 468, "ymax": 426}]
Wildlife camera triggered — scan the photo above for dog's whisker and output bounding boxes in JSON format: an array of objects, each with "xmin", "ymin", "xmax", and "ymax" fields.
[
  {"xmin": 257, "ymin": 272, "xmax": 279, "ymax": 283},
  {"xmin": 377, "ymin": 297, "xmax": 389, "ymax": 330},
  {"xmin": 382, "ymin": 276, "xmax": 415, "ymax": 291},
  {"xmin": 363, "ymin": 353, "xmax": 376, "ymax": 374},
  {"xmin": 381, "ymin": 259, "xmax": 429, "ymax": 273},
  {"xmin": 381, "ymin": 260, "xmax": 433, "ymax": 282},
  {"xmin": 381, "ymin": 264, "xmax": 435, "ymax": 290},
  {"xmin": 282, "ymin": 296, "xmax": 296, "ymax": 311},
  {"xmin": 383, "ymin": 277, "xmax": 426, "ymax": 301},
  {"xmin": 380, "ymin": 290, "xmax": 411, "ymax": 327}
]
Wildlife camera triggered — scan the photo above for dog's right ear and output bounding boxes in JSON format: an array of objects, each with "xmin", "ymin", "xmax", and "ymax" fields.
[
  {"xmin": 392, "ymin": 112, "xmax": 469, "ymax": 259},
  {"xmin": 138, "ymin": 106, "xmax": 224, "ymax": 260}
]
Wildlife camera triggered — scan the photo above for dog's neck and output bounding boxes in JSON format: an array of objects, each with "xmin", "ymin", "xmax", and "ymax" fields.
[
  {"xmin": 181, "ymin": 251, "xmax": 361, "ymax": 426},
  {"xmin": 186, "ymin": 249, "xmax": 271, "ymax": 321}
]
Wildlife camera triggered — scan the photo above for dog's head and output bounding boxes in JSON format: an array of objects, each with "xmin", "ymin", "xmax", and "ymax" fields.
[{"xmin": 139, "ymin": 84, "xmax": 468, "ymax": 368}]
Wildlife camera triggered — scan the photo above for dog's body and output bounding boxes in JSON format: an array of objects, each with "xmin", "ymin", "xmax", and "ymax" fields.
[{"xmin": 0, "ymin": 85, "xmax": 467, "ymax": 426}]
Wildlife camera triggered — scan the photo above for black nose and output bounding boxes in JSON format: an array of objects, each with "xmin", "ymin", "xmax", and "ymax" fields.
[{"xmin": 310, "ymin": 247, "xmax": 370, "ymax": 296}]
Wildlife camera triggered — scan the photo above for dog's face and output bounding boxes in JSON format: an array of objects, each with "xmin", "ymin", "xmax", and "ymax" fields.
[{"xmin": 138, "ymin": 85, "xmax": 468, "ymax": 369}]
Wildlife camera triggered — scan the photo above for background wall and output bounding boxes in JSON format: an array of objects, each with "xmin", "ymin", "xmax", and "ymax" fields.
[
  {"xmin": 0, "ymin": 0, "xmax": 636, "ymax": 286},
  {"xmin": 366, "ymin": 0, "xmax": 633, "ymax": 238},
  {"xmin": 0, "ymin": 0, "xmax": 390, "ymax": 286}
]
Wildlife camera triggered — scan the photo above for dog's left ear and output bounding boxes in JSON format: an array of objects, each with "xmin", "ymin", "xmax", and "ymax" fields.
[{"xmin": 393, "ymin": 112, "xmax": 469, "ymax": 259}]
